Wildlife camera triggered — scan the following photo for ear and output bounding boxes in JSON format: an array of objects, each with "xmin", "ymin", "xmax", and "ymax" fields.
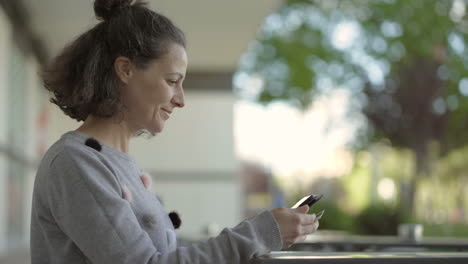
[{"xmin": 114, "ymin": 56, "xmax": 134, "ymax": 84}]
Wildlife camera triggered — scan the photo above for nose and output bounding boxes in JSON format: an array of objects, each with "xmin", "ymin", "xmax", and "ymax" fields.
[{"xmin": 171, "ymin": 85, "xmax": 185, "ymax": 108}]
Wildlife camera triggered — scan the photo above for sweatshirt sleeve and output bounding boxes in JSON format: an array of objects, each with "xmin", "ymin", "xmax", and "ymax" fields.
[{"xmin": 46, "ymin": 146, "xmax": 282, "ymax": 264}]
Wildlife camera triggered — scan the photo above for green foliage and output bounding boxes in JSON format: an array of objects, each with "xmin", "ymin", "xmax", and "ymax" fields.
[
  {"xmin": 354, "ymin": 203, "xmax": 403, "ymax": 235},
  {"xmin": 310, "ymin": 201, "xmax": 355, "ymax": 231},
  {"xmin": 424, "ymin": 223, "xmax": 468, "ymax": 238},
  {"xmin": 374, "ymin": 144, "xmax": 415, "ymax": 182},
  {"xmin": 237, "ymin": 0, "xmax": 468, "ymax": 218},
  {"xmin": 414, "ymin": 144, "xmax": 468, "ymax": 223},
  {"xmin": 342, "ymin": 151, "xmax": 372, "ymax": 212},
  {"xmin": 279, "ymin": 143, "xmax": 468, "ymax": 235},
  {"xmin": 237, "ymin": 0, "xmax": 468, "ymax": 152},
  {"xmin": 434, "ymin": 144, "xmax": 468, "ymax": 182}
]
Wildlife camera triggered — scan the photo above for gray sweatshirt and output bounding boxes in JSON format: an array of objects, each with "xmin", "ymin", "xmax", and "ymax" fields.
[{"xmin": 30, "ymin": 131, "xmax": 282, "ymax": 264}]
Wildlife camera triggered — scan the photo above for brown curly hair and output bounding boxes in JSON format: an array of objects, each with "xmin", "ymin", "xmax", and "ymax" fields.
[{"xmin": 42, "ymin": 0, "xmax": 186, "ymax": 121}]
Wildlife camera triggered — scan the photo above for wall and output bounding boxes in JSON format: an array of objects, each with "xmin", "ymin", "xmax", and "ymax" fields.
[
  {"xmin": 0, "ymin": 4, "xmax": 45, "ymax": 258},
  {"xmin": 0, "ymin": 6, "xmax": 11, "ymax": 254}
]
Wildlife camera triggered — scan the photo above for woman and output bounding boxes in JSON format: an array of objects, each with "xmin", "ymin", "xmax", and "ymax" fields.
[{"xmin": 30, "ymin": 0, "xmax": 320, "ymax": 263}]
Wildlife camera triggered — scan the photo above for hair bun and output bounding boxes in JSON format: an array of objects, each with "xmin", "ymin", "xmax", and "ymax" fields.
[{"xmin": 94, "ymin": 0, "xmax": 133, "ymax": 21}]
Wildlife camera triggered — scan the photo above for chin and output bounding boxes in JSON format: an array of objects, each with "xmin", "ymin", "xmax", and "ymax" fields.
[
  {"xmin": 149, "ymin": 123, "xmax": 165, "ymax": 134},
  {"xmin": 134, "ymin": 123, "xmax": 164, "ymax": 137},
  {"xmin": 135, "ymin": 129, "xmax": 159, "ymax": 137}
]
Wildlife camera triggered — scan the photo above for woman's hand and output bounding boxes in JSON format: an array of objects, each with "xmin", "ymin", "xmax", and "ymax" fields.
[{"xmin": 271, "ymin": 205, "xmax": 319, "ymax": 249}]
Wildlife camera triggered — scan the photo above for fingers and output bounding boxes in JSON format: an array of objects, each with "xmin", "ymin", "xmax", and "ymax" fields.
[
  {"xmin": 300, "ymin": 221, "xmax": 319, "ymax": 235},
  {"xmin": 288, "ymin": 223, "xmax": 319, "ymax": 247},
  {"xmin": 271, "ymin": 206, "xmax": 320, "ymax": 250},
  {"xmin": 295, "ymin": 212, "xmax": 316, "ymax": 225},
  {"xmin": 294, "ymin": 235, "xmax": 308, "ymax": 244},
  {"xmin": 293, "ymin": 206, "xmax": 321, "ymax": 225},
  {"xmin": 287, "ymin": 220, "xmax": 319, "ymax": 242},
  {"xmin": 293, "ymin": 204, "xmax": 309, "ymax": 213}
]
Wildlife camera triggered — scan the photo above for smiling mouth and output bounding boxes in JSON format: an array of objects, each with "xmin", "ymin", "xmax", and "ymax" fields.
[{"xmin": 161, "ymin": 108, "xmax": 172, "ymax": 120}]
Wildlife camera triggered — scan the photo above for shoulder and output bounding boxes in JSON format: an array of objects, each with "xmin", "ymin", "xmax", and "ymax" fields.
[
  {"xmin": 42, "ymin": 133, "xmax": 104, "ymax": 171},
  {"xmin": 39, "ymin": 132, "xmax": 119, "ymax": 187},
  {"xmin": 40, "ymin": 132, "xmax": 120, "ymax": 194}
]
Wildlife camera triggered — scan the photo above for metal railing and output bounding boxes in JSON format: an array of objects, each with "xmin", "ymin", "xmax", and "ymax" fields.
[
  {"xmin": 253, "ymin": 252, "xmax": 468, "ymax": 264},
  {"xmin": 289, "ymin": 235, "xmax": 468, "ymax": 252}
]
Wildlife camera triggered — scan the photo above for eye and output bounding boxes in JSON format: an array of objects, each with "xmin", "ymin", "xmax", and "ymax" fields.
[{"xmin": 168, "ymin": 80, "xmax": 178, "ymax": 85}]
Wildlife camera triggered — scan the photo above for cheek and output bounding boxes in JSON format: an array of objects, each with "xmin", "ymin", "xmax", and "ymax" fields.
[
  {"xmin": 143, "ymin": 77, "xmax": 168, "ymax": 100},
  {"xmin": 122, "ymin": 88, "xmax": 154, "ymax": 118},
  {"xmin": 135, "ymin": 81, "xmax": 160, "ymax": 104},
  {"xmin": 127, "ymin": 75, "xmax": 170, "ymax": 113},
  {"xmin": 153, "ymin": 87, "xmax": 173, "ymax": 109}
]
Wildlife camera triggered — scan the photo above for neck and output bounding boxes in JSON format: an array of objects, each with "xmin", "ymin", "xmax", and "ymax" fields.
[{"xmin": 76, "ymin": 115, "xmax": 133, "ymax": 153}]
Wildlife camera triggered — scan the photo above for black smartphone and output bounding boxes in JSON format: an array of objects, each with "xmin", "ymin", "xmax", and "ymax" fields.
[
  {"xmin": 292, "ymin": 194, "xmax": 323, "ymax": 208},
  {"xmin": 291, "ymin": 194, "xmax": 325, "ymax": 220}
]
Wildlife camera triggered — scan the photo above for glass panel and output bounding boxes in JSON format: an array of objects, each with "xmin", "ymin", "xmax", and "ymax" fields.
[{"xmin": 6, "ymin": 41, "xmax": 26, "ymax": 250}]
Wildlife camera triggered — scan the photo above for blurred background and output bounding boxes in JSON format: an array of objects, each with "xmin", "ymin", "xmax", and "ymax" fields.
[{"xmin": 1, "ymin": 0, "xmax": 468, "ymax": 263}]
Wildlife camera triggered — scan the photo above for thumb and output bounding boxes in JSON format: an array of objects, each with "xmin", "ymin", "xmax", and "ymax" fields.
[{"xmin": 294, "ymin": 205, "xmax": 310, "ymax": 214}]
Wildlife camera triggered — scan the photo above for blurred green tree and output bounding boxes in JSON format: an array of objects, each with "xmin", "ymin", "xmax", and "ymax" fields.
[{"xmin": 236, "ymin": 0, "xmax": 468, "ymax": 216}]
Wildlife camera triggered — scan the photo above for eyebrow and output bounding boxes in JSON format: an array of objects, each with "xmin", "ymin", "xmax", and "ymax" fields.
[{"xmin": 165, "ymin": 72, "xmax": 185, "ymax": 79}]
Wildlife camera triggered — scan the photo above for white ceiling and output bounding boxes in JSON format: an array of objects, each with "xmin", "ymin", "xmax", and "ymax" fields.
[{"xmin": 22, "ymin": 0, "xmax": 283, "ymax": 71}]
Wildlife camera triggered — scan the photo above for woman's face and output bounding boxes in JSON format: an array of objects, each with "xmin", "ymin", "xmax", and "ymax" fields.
[{"xmin": 121, "ymin": 43, "xmax": 187, "ymax": 135}]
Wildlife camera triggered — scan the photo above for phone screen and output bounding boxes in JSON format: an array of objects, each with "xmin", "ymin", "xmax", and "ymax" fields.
[
  {"xmin": 291, "ymin": 195, "xmax": 312, "ymax": 209},
  {"xmin": 291, "ymin": 194, "xmax": 323, "ymax": 209}
]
